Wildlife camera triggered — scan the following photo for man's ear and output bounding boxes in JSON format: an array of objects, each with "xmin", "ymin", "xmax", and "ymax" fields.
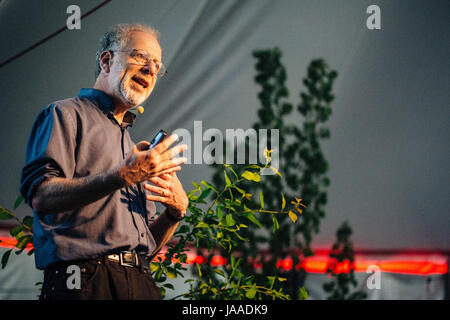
[{"xmin": 99, "ymin": 51, "xmax": 113, "ymax": 74}]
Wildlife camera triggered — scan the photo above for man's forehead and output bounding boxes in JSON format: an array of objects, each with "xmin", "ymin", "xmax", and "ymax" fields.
[{"xmin": 124, "ymin": 31, "xmax": 162, "ymax": 59}]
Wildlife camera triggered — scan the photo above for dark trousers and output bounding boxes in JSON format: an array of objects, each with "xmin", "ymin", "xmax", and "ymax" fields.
[{"xmin": 40, "ymin": 256, "xmax": 162, "ymax": 300}]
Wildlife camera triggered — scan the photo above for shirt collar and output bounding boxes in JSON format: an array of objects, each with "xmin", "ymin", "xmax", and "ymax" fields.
[{"xmin": 78, "ymin": 88, "xmax": 136, "ymax": 127}]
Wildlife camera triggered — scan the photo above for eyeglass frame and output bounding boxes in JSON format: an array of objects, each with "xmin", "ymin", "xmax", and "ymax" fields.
[{"xmin": 110, "ymin": 48, "xmax": 167, "ymax": 77}]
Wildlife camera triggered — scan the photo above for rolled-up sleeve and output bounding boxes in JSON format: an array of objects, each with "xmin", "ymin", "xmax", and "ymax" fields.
[{"xmin": 19, "ymin": 104, "xmax": 76, "ymax": 205}]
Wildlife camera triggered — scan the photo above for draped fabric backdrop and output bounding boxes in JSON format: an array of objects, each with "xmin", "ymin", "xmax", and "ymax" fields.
[{"xmin": 0, "ymin": 0, "xmax": 448, "ymax": 299}]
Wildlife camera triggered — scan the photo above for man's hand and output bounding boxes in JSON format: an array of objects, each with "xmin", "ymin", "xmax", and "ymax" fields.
[
  {"xmin": 143, "ymin": 172, "xmax": 188, "ymax": 220},
  {"xmin": 118, "ymin": 133, "xmax": 187, "ymax": 187}
]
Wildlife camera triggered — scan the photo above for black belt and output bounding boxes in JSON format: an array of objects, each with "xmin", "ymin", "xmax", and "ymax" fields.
[
  {"xmin": 46, "ymin": 251, "xmax": 150, "ymax": 271},
  {"xmin": 107, "ymin": 251, "xmax": 141, "ymax": 268},
  {"xmin": 107, "ymin": 251, "xmax": 151, "ymax": 271}
]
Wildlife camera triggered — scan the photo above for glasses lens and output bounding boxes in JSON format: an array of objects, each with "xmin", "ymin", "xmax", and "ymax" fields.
[
  {"xmin": 134, "ymin": 53, "xmax": 148, "ymax": 65},
  {"xmin": 131, "ymin": 50, "xmax": 167, "ymax": 77},
  {"xmin": 156, "ymin": 63, "xmax": 167, "ymax": 77}
]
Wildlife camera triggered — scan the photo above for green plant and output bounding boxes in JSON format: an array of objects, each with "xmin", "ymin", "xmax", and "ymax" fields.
[
  {"xmin": 1, "ymin": 157, "xmax": 308, "ymax": 300},
  {"xmin": 211, "ymin": 48, "xmax": 337, "ymax": 297},
  {"xmin": 0, "ymin": 195, "xmax": 34, "ymax": 269},
  {"xmin": 151, "ymin": 156, "xmax": 307, "ymax": 299},
  {"xmin": 322, "ymin": 221, "xmax": 368, "ymax": 300}
]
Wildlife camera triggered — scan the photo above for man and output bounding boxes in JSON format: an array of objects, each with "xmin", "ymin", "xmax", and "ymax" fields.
[{"xmin": 19, "ymin": 23, "xmax": 188, "ymax": 299}]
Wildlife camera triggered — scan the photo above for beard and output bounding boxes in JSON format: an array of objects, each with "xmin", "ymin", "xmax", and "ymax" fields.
[{"xmin": 118, "ymin": 77, "xmax": 148, "ymax": 107}]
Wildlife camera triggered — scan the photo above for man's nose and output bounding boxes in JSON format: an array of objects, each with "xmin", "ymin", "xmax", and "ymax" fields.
[{"xmin": 141, "ymin": 62, "xmax": 157, "ymax": 76}]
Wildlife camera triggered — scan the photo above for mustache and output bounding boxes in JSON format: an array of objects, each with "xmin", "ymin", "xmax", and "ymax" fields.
[{"xmin": 131, "ymin": 74, "xmax": 150, "ymax": 88}]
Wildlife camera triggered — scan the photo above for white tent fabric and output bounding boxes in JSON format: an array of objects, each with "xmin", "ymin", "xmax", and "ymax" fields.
[{"xmin": 0, "ymin": 0, "xmax": 448, "ymax": 299}]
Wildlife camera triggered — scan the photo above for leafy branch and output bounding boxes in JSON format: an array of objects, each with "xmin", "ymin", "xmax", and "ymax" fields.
[
  {"xmin": 150, "ymin": 155, "xmax": 307, "ymax": 299},
  {"xmin": 0, "ymin": 195, "xmax": 34, "ymax": 269}
]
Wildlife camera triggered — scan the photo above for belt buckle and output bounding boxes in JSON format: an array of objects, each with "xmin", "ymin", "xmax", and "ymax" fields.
[{"xmin": 119, "ymin": 251, "xmax": 138, "ymax": 268}]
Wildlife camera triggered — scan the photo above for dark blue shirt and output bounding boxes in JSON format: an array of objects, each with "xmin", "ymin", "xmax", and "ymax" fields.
[{"xmin": 19, "ymin": 88, "xmax": 157, "ymax": 269}]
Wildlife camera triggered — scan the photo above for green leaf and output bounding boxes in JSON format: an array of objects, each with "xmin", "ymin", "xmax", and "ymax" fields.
[
  {"xmin": 195, "ymin": 263, "xmax": 202, "ymax": 277},
  {"xmin": 195, "ymin": 222, "xmax": 209, "ymax": 228},
  {"xmin": 198, "ymin": 187, "xmax": 213, "ymax": 201},
  {"xmin": 241, "ymin": 171, "xmax": 261, "ymax": 182},
  {"xmin": 150, "ymin": 262, "xmax": 159, "ymax": 273},
  {"xmin": 298, "ymin": 286, "xmax": 309, "ymax": 300},
  {"xmin": 224, "ymin": 164, "xmax": 238, "ymax": 179},
  {"xmin": 200, "ymin": 180, "xmax": 219, "ymax": 194},
  {"xmin": 245, "ymin": 284, "xmax": 257, "ymax": 299},
  {"xmin": 225, "ymin": 214, "xmax": 235, "ymax": 227},
  {"xmin": 13, "ymin": 195, "xmax": 24, "ymax": 210},
  {"xmin": 230, "ymin": 255, "xmax": 236, "ymax": 269},
  {"xmin": 230, "ymin": 284, "xmax": 239, "ymax": 297},
  {"xmin": 10, "ymin": 225, "xmax": 24, "ymax": 237},
  {"xmin": 246, "ymin": 213, "xmax": 263, "ymax": 228},
  {"xmin": 233, "ymin": 186, "xmax": 246, "ymax": 197},
  {"xmin": 263, "ymin": 147, "xmax": 272, "ymax": 160},
  {"xmin": 224, "ymin": 170, "xmax": 231, "ymax": 186},
  {"xmin": 270, "ymin": 166, "xmax": 282, "ymax": 177},
  {"xmin": 216, "ymin": 205, "xmax": 223, "ymax": 220},
  {"xmin": 0, "ymin": 206, "xmax": 14, "ymax": 220},
  {"xmin": 191, "ymin": 181, "xmax": 202, "ymax": 189},
  {"xmin": 243, "ymin": 164, "xmax": 261, "ymax": 170},
  {"xmin": 214, "ymin": 268, "xmax": 225, "ymax": 278},
  {"xmin": 259, "ymin": 191, "xmax": 264, "ymax": 209},
  {"xmin": 165, "ymin": 267, "xmax": 177, "ymax": 279},
  {"xmin": 267, "ymin": 276, "xmax": 275, "ymax": 289},
  {"xmin": 177, "ymin": 225, "xmax": 190, "ymax": 234},
  {"xmin": 187, "ymin": 189, "xmax": 200, "ymax": 201},
  {"xmin": 1, "ymin": 250, "xmax": 12, "ymax": 269},
  {"xmin": 22, "ymin": 216, "xmax": 33, "ymax": 228},
  {"xmin": 272, "ymin": 216, "xmax": 279, "ymax": 233},
  {"xmin": 288, "ymin": 210, "xmax": 298, "ymax": 223},
  {"xmin": 163, "ymin": 283, "xmax": 175, "ymax": 290},
  {"xmin": 16, "ymin": 235, "xmax": 32, "ymax": 249},
  {"xmin": 233, "ymin": 231, "xmax": 249, "ymax": 242}
]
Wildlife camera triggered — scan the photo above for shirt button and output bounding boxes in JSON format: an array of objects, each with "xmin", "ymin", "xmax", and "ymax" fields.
[{"xmin": 81, "ymin": 267, "xmax": 87, "ymax": 273}]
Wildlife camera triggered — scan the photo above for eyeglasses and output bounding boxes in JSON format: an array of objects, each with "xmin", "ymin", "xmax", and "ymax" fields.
[{"xmin": 112, "ymin": 49, "xmax": 167, "ymax": 77}]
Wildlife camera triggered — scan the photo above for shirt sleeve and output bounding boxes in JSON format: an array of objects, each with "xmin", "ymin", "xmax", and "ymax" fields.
[{"xmin": 19, "ymin": 104, "xmax": 77, "ymax": 205}]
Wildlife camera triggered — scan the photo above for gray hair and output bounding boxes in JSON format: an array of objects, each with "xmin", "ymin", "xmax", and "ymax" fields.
[{"xmin": 95, "ymin": 23, "xmax": 160, "ymax": 79}]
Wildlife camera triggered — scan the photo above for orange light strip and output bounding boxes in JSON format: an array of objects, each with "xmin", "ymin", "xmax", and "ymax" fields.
[
  {"xmin": 1, "ymin": 237, "xmax": 447, "ymax": 275},
  {"xmin": 155, "ymin": 249, "xmax": 448, "ymax": 276},
  {"xmin": 0, "ymin": 236, "xmax": 33, "ymax": 251}
]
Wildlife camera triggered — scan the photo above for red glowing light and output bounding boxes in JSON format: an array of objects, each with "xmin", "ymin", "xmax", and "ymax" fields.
[{"xmin": 0, "ymin": 236, "xmax": 447, "ymax": 276}]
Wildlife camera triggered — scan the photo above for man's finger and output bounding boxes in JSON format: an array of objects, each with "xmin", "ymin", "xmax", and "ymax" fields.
[
  {"xmin": 151, "ymin": 133, "xmax": 179, "ymax": 154},
  {"xmin": 159, "ymin": 157, "xmax": 187, "ymax": 171},
  {"xmin": 146, "ymin": 177, "xmax": 169, "ymax": 189},
  {"xmin": 143, "ymin": 184, "xmax": 168, "ymax": 196},
  {"xmin": 158, "ymin": 173, "xmax": 172, "ymax": 181},
  {"xmin": 154, "ymin": 166, "xmax": 182, "ymax": 177},
  {"xmin": 145, "ymin": 194, "xmax": 167, "ymax": 203},
  {"xmin": 161, "ymin": 144, "xmax": 188, "ymax": 160}
]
